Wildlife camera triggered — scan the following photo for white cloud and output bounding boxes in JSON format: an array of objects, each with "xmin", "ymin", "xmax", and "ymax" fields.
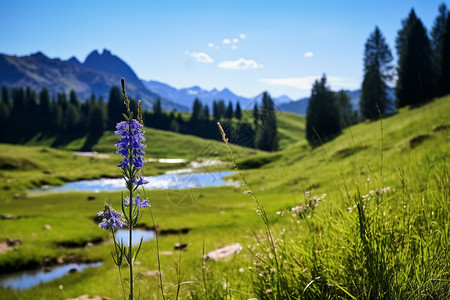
[
  {"xmin": 190, "ymin": 52, "xmax": 213, "ymax": 63},
  {"xmin": 232, "ymin": 38, "xmax": 239, "ymax": 44},
  {"xmin": 207, "ymin": 42, "xmax": 215, "ymax": 48},
  {"xmin": 231, "ymin": 45, "xmax": 238, "ymax": 50},
  {"xmin": 261, "ymin": 76, "xmax": 358, "ymax": 90},
  {"xmin": 304, "ymin": 51, "xmax": 314, "ymax": 57},
  {"xmin": 239, "ymin": 33, "xmax": 246, "ymax": 39},
  {"xmin": 218, "ymin": 58, "xmax": 263, "ymax": 70},
  {"xmin": 223, "ymin": 39, "xmax": 231, "ymax": 44}
]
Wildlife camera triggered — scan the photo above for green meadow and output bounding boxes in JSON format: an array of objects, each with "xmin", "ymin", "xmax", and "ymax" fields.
[{"xmin": 0, "ymin": 96, "xmax": 449, "ymax": 299}]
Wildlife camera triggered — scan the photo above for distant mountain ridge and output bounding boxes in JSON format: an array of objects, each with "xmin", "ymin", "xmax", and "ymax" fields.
[
  {"xmin": 0, "ymin": 49, "xmax": 187, "ymax": 111},
  {"xmin": 142, "ymin": 80, "xmax": 293, "ymax": 110},
  {"xmin": 278, "ymin": 87, "xmax": 395, "ymax": 115}
]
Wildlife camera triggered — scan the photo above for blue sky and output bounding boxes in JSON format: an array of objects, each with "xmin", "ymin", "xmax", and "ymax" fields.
[{"xmin": 0, "ymin": 0, "xmax": 446, "ymax": 99}]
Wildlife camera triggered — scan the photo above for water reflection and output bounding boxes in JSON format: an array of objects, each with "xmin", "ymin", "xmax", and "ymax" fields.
[
  {"xmin": 114, "ymin": 228, "xmax": 155, "ymax": 246},
  {"xmin": 0, "ymin": 262, "xmax": 102, "ymax": 291}
]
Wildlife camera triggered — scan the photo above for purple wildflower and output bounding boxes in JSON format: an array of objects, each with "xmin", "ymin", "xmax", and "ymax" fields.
[
  {"xmin": 98, "ymin": 205, "xmax": 124, "ymax": 230},
  {"xmin": 114, "ymin": 120, "xmax": 146, "ymax": 170},
  {"xmin": 123, "ymin": 194, "xmax": 151, "ymax": 208},
  {"xmin": 136, "ymin": 176, "xmax": 149, "ymax": 186}
]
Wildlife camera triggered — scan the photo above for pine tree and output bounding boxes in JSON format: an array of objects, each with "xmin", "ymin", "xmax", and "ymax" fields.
[
  {"xmin": 396, "ymin": 9, "xmax": 435, "ymax": 107},
  {"xmin": 253, "ymin": 103, "xmax": 259, "ymax": 128},
  {"xmin": 360, "ymin": 26, "xmax": 393, "ymax": 120},
  {"xmin": 88, "ymin": 104, "xmax": 107, "ymax": 134},
  {"xmin": 69, "ymin": 89, "xmax": 79, "ymax": 107},
  {"xmin": 1, "ymin": 86, "xmax": 10, "ymax": 108},
  {"xmin": 39, "ymin": 87, "xmax": 51, "ymax": 116},
  {"xmin": 431, "ymin": 4, "xmax": 449, "ymax": 96},
  {"xmin": 203, "ymin": 104, "xmax": 210, "ymax": 119},
  {"xmin": 153, "ymin": 97, "xmax": 162, "ymax": 115},
  {"xmin": 235, "ymin": 102, "xmax": 242, "ymax": 120},
  {"xmin": 225, "ymin": 101, "xmax": 233, "ymax": 119},
  {"xmin": 336, "ymin": 90, "xmax": 357, "ymax": 128},
  {"xmin": 107, "ymin": 86, "xmax": 124, "ymax": 130},
  {"xmin": 213, "ymin": 101, "xmax": 220, "ymax": 120},
  {"xmin": 191, "ymin": 98, "xmax": 203, "ymax": 121},
  {"xmin": 306, "ymin": 75, "xmax": 341, "ymax": 146},
  {"xmin": 439, "ymin": 12, "xmax": 450, "ymax": 96},
  {"xmin": 217, "ymin": 100, "xmax": 226, "ymax": 119},
  {"xmin": 255, "ymin": 92, "xmax": 278, "ymax": 151}
]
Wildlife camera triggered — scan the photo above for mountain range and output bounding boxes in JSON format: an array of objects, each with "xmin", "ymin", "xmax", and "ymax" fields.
[
  {"xmin": 0, "ymin": 49, "xmax": 185, "ymax": 111},
  {"xmin": 0, "ymin": 49, "xmax": 375, "ymax": 115}
]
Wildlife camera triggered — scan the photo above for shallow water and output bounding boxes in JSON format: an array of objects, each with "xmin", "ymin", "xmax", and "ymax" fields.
[
  {"xmin": 32, "ymin": 171, "xmax": 236, "ymax": 193},
  {"xmin": 0, "ymin": 262, "xmax": 102, "ymax": 291},
  {"xmin": 114, "ymin": 228, "xmax": 155, "ymax": 246}
]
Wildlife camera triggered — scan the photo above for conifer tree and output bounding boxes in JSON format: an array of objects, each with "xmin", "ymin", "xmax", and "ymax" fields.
[
  {"xmin": 306, "ymin": 75, "xmax": 341, "ymax": 146},
  {"xmin": 225, "ymin": 101, "xmax": 233, "ymax": 119},
  {"xmin": 153, "ymin": 97, "xmax": 162, "ymax": 115},
  {"xmin": 69, "ymin": 89, "xmax": 79, "ymax": 107},
  {"xmin": 360, "ymin": 26, "xmax": 393, "ymax": 120},
  {"xmin": 1, "ymin": 86, "xmax": 10, "ymax": 108},
  {"xmin": 255, "ymin": 92, "xmax": 278, "ymax": 151},
  {"xmin": 235, "ymin": 101, "xmax": 242, "ymax": 120},
  {"xmin": 39, "ymin": 87, "xmax": 51, "ymax": 116},
  {"xmin": 431, "ymin": 4, "xmax": 449, "ymax": 95},
  {"xmin": 107, "ymin": 86, "xmax": 123, "ymax": 130},
  {"xmin": 439, "ymin": 12, "xmax": 450, "ymax": 96},
  {"xmin": 396, "ymin": 9, "xmax": 435, "ymax": 107}
]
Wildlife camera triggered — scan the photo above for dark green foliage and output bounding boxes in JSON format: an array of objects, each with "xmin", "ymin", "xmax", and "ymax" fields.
[
  {"xmin": 235, "ymin": 101, "xmax": 242, "ymax": 120},
  {"xmin": 255, "ymin": 92, "xmax": 278, "ymax": 151},
  {"xmin": 253, "ymin": 103, "xmax": 259, "ymax": 128},
  {"xmin": 88, "ymin": 104, "xmax": 107, "ymax": 134},
  {"xmin": 306, "ymin": 75, "xmax": 341, "ymax": 146},
  {"xmin": 225, "ymin": 101, "xmax": 233, "ymax": 119},
  {"xmin": 438, "ymin": 12, "xmax": 450, "ymax": 96},
  {"xmin": 12, "ymin": 87, "xmax": 25, "ymax": 113},
  {"xmin": 65, "ymin": 104, "xmax": 81, "ymax": 131},
  {"xmin": 360, "ymin": 26, "xmax": 393, "ymax": 120},
  {"xmin": 153, "ymin": 97, "xmax": 162, "ymax": 115},
  {"xmin": 69, "ymin": 89, "xmax": 79, "ymax": 107},
  {"xmin": 396, "ymin": 10, "xmax": 435, "ymax": 107},
  {"xmin": 431, "ymin": 4, "xmax": 449, "ymax": 96},
  {"xmin": 213, "ymin": 100, "xmax": 226, "ymax": 120},
  {"xmin": 203, "ymin": 104, "xmax": 210, "ymax": 119},
  {"xmin": 39, "ymin": 88, "xmax": 51, "ymax": 116},
  {"xmin": 336, "ymin": 90, "xmax": 358, "ymax": 128},
  {"xmin": 107, "ymin": 86, "xmax": 124, "ymax": 130},
  {"xmin": 190, "ymin": 98, "xmax": 204, "ymax": 121},
  {"xmin": 1, "ymin": 85, "xmax": 10, "ymax": 107}
]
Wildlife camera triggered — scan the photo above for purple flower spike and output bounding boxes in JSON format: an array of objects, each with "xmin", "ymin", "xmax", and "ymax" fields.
[
  {"xmin": 98, "ymin": 205, "xmax": 124, "ymax": 230},
  {"xmin": 115, "ymin": 119, "xmax": 147, "ymax": 171}
]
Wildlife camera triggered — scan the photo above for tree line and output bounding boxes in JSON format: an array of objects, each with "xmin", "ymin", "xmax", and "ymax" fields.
[
  {"xmin": 306, "ymin": 3, "xmax": 450, "ymax": 146},
  {"xmin": 0, "ymin": 84, "xmax": 279, "ymax": 151}
]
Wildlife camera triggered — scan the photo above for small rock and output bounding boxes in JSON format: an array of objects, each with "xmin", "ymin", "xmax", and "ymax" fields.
[
  {"xmin": 87, "ymin": 195, "xmax": 96, "ymax": 201},
  {"xmin": 43, "ymin": 224, "xmax": 52, "ymax": 230},
  {"xmin": 43, "ymin": 266, "xmax": 51, "ymax": 273},
  {"xmin": 6, "ymin": 238, "xmax": 22, "ymax": 246},
  {"xmin": 174, "ymin": 243, "xmax": 190, "ymax": 250},
  {"xmin": 160, "ymin": 251, "xmax": 173, "ymax": 256},
  {"xmin": 142, "ymin": 270, "xmax": 161, "ymax": 277},
  {"xmin": 1, "ymin": 214, "xmax": 14, "ymax": 220},
  {"xmin": 85, "ymin": 242, "xmax": 94, "ymax": 247},
  {"xmin": 203, "ymin": 243, "xmax": 242, "ymax": 261},
  {"xmin": 57, "ymin": 258, "xmax": 64, "ymax": 264},
  {"xmin": 13, "ymin": 194, "xmax": 20, "ymax": 199},
  {"xmin": 66, "ymin": 294, "xmax": 113, "ymax": 300},
  {"xmin": 69, "ymin": 268, "xmax": 78, "ymax": 274}
]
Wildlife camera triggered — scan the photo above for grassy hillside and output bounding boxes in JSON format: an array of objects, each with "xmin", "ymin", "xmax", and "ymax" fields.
[{"xmin": 0, "ymin": 96, "xmax": 448, "ymax": 299}]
